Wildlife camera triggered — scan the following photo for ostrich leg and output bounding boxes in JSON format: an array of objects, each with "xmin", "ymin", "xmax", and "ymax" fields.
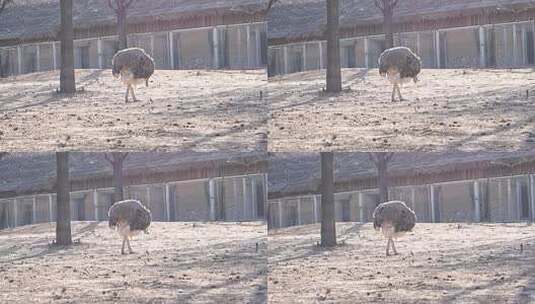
[
  {"xmin": 121, "ymin": 237, "xmax": 126, "ymax": 255},
  {"xmin": 391, "ymin": 85, "xmax": 397, "ymax": 102},
  {"xmin": 397, "ymin": 85, "xmax": 405, "ymax": 101},
  {"xmin": 131, "ymin": 86, "xmax": 138, "ymax": 102},
  {"xmin": 125, "ymin": 85, "xmax": 131, "ymax": 103},
  {"xmin": 391, "ymin": 239, "xmax": 399, "ymax": 255},
  {"xmin": 386, "ymin": 238, "xmax": 391, "ymax": 256},
  {"xmin": 126, "ymin": 237, "xmax": 134, "ymax": 254}
]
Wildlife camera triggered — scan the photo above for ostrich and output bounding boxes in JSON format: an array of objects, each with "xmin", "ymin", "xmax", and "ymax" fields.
[
  {"xmin": 378, "ymin": 46, "xmax": 421, "ymax": 102},
  {"xmin": 108, "ymin": 199, "xmax": 152, "ymax": 255},
  {"xmin": 111, "ymin": 47, "xmax": 155, "ymax": 103},
  {"xmin": 373, "ymin": 200, "xmax": 416, "ymax": 256}
]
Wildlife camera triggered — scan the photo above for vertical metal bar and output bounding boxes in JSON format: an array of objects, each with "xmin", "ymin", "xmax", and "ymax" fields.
[
  {"xmin": 522, "ymin": 27, "xmax": 527, "ymax": 66},
  {"xmin": 416, "ymin": 32, "xmax": 421, "ymax": 55},
  {"xmin": 278, "ymin": 200, "xmax": 283, "ymax": 228},
  {"xmin": 150, "ymin": 34, "xmax": 155, "ymax": 58},
  {"xmin": 264, "ymin": 173, "xmax": 269, "ymax": 220},
  {"xmin": 246, "ymin": 24, "xmax": 252, "ymax": 68},
  {"xmin": 35, "ymin": 45, "xmax": 41, "ymax": 72},
  {"xmin": 255, "ymin": 25, "xmax": 261, "ymax": 67},
  {"xmin": 13, "ymin": 199, "xmax": 17, "ymax": 227},
  {"xmin": 474, "ymin": 181, "xmax": 481, "ymax": 222},
  {"xmin": 302, "ymin": 43, "xmax": 307, "ymax": 71},
  {"xmin": 313, "ymin": 195, "xmax": 319, "ymax": 223},
  {"xmin": 32, "ymin": 196, "xmax": 37, "ymax": 224},
  {"xmin": 169, "ymin": 31, "xmax": 175, "ymax": 69},
  {"xmin": 411, "ymin": 187, "xmax": 416, "ymax": 210},
  {"xmin": 209, "ymin": 179, "xmax": 216, "ymax": 221},
  {"xmin": 507, "ymin": 178, "xmax": 513, "ymax": 221},
  {"xmin": 479, "ymin": 26, "xmax": 486, "ymax": 68},
  {"xmin": 364, "ymin": 38, "xmax": 369, "ymax": 68},
  {"xmin": 52, "ymin": 42, "xmax": 58, "ymax": 70},
  {"xmin": 165, "ymin": 183, "xmax": 171, "ymax": 222},
  {"xmin": 283, "ymin": 45, "xmax": 288, "ymax": 74},
  {"xmin": 435, "ymin": 30, "xmax": 441, "ymax": 68},
  {"xmin": 93, "ymin": 189, "xmax": 99, "ymax": 221},
  {"xmin": 212, "ymin": 27, "xmax": 218, "ymax": 69},
  {"xmin": 359, "ymin": 192, "xmax": 364, "ymax": 222},
  {"xmin": 430, "ymin": 185, "xmax": 436, "ymax": 223},
  {"xmin": 318, "ymin": 41, "xmax": 324, "ymax": 69},
  {"xmin": 251, "ymin": 178, "xmax": 256, "ymax": 219},
  {"xmin": 97, "ymin": 38, "xmax": 103, "ymax": 69},
  {"xmin": 17, "ymin": 46, "xmax": 22, "ymax": 74},
  {"xmin": 297, "ymin": 198, "xmax": 302, "ymax": 225},
  {"xmin": 48, "ymin": 194, "xmax": 53, "ymax": 222},
  {"xmin": 242, "ymin": 177, "xmax": 248, "ymax": 219},
  {"xmin": 146, "ymin": 186, "xmax": 151, "ymax": 210},
  {"xmin": 516, "ymin": 178, "xmax": 522, "ymax": 220},
  {"xmin": 513, "ymin": 23, "xmax": 518, "ymax": 66}
]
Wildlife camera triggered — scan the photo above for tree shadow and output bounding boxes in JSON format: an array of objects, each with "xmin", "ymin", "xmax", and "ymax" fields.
[
  {"xmin": 0, "ymin": 69, "xmax": 107, "ymax": 112},
  {"xmin": 111, "ymin": 233, "xmax": 268, "ymax": 303},
  {"xmin": 0, "ymin": 221, "xmax": 100, "ymax": 263}
]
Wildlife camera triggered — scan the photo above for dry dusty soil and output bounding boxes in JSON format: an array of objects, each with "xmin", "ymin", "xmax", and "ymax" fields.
[
  {"xmin": 0, "ymin": 221, "xmax": 267, "ymax": 303},
  {"xmin": 269, "ymin": 68, "xmax": 535, "ymax": 152},
  {"xmin": 0, "ymin": 69, "xmax": 267, "ymax": 152},
  {"xmin": 268, "ymin": 222, "xmax": 535, "ymax": 304}
]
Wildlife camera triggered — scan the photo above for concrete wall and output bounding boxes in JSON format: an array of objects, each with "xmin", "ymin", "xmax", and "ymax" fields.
[
  {"xmin": 268, "ymin": 174, "xmax": 535, "ymax": 229},
  {"xmin": 0, "ymin": 22, "xmax": 267, "ymax": 77},
  {"xmin": 0, "ymin": 173, "xmax": 266, "ymax": 230},
  {"xmin": 267, "ymin": 21, "xmax": 535, "ymax": 76}
]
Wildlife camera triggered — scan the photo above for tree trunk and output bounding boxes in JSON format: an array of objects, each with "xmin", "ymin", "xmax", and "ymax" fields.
[
  {"xmin": 376, "ymin": 153, "xmax": 389, "ymax": 205},
  {"xmin": 117, "ymin": 9, "xmax": 128, "ymax": 50},
  {"xmin": 326, "ymin": 0, "xmax": 341, "ymax": 93},
  {"xmin": 320, "ymin": 152, "xmax": 336, "ymax": 247},
  {"xmin": 369, "ymin": 152, "xmax": 394, "ymax": 206},
  {"xmin": 105, "ymin": 152, "xmax": 128, "ymax": 204},
  {"xmin": 60, "ymin": 0, "xmax": 76, "ymax": 93},
  {"xmin": 112, "ymin": 153, "xmax": 125, "ymax": 202},
  {"xmin": 383, "ymin": 8, "xmax": 394, "ymax": 50},
  {"xmin": 56, "ymin": 152, "xmax": 72, "ymax": 246}
]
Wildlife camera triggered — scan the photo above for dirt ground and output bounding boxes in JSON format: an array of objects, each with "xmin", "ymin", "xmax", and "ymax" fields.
[
  {"xmin": 0, "ymin": 221, "xmax": 267, "ymax": 304},
  {"xmin": 268, "ymin": 222, "xmax": 535, "ymax": 304},
  {"xmin": 269, "ymin": 69, "xmax": 535, "ymax": 152},
  {"xmin": 0, "ymin": 69, "xmax": 267, "ymax": 152}
]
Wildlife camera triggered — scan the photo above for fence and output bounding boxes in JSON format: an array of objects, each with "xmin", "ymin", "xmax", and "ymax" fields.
[{"xmin": 0, "ymin": 173, "xmax": 267, "ymax": 230}]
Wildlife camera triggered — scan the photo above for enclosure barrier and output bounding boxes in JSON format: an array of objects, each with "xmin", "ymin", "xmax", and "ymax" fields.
[
  {"xmin": 268, "ymin": 20, "xmax": 535, "ymax": 76},
  {"xmin": 268, "ymin": 174, "xmax": 535, "ymax": 229},
  {"xmin": 0, "ymin": 173, "xmax": 267, "ymax": 230},
  {"xmin": 0, "ymin": 22, "xmax": 267, "ymax": 77}
]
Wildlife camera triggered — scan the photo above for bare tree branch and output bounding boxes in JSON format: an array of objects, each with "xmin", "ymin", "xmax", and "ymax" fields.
[
  {"xmin": 368, "ymin": 152, "xmax": 379, "ymax": 164},
  {"xmin": 125, "ymin": 0, "xmax": 135, "ymax": 9},
  {"xmin": 104, "ymin": 153, "xmax": 112, "ymax": 164},
  {"xmin": 374, "ymin": 0, "xmax": 385, "ymax": 12},
  {"xmin": 0, "ymin": 0, "xmax": 13, "ymax": 15},
  {"xmin": 267, "ymin": 0, "xmax": 279, "ymax": 12},
  {"xmin": 105, "ymin": 152, "xmax": 129, "ymax": 165},
  {"xmin": 108, "ymin": 0, "xmax": 119, "ymax": 12}
]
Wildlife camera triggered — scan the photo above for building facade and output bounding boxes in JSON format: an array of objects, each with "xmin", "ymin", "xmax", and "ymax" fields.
[
  {"xmin": 0, "ymin": 153, "xmax": 268, "ymax": 229},
  {"xmin": 0, "ymin": 1, "xmax": 268, "ymax": 77},
  {"xmin": 268, "ymin": 153, "xmax": 535, "ymax": 229},
  {"xmin": 267, "ymin": 0, "xmax": 535, "ymax": 76},
  {"xmin": 269, "ymin": 174, "xmax": 535, "ymax": 229}
]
